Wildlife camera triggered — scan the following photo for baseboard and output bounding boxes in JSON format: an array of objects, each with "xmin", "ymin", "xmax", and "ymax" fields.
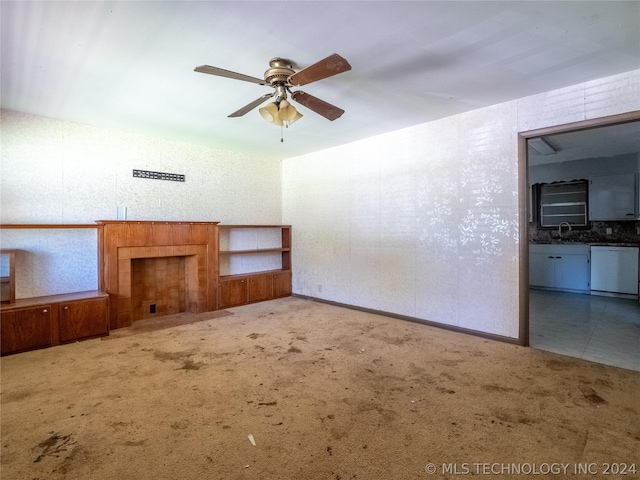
[
  {"xmin": 590, "ymin": 290, "xmax": 638, "ymax": 301},
  {"xmin": 292, "ymin": 294, "xmax": 521, "ymax": 346}
]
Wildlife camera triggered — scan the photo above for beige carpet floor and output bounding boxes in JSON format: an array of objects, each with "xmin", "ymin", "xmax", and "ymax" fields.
[{"xmin": 1, "ymin": 297, "xmax": 639, "ymax": 480}]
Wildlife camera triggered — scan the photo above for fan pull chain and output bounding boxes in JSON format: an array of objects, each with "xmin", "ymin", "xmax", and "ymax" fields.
[{"xmin": 281, "ymin": 124, "xmax": 284, "ymax": 143}]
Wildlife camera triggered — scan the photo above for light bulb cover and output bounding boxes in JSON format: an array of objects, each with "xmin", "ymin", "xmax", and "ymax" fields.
[
  {"xmin": 278, "ymin": 100, "xmax": 298, "ymax": 122},
  {"xmin": 259, "ymin": 102, "xmax": 283, "ymax": 126},
  {"xmin": 287, "ymin": 110, "xmax": 303, "ymax": 125}
]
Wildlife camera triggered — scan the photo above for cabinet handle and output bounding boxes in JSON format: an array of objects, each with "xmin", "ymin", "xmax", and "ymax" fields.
[
  {"xmin": 555, "ymin": 256, "xmax": 562, "ymax": 259},
  {"xmin": 64, "ymin": 306, "xmax": 69, "ymax": 310},
  {"xmin": 548, "ymin": 256, "xmax": 554, "ymax": 259},
  {"xmin": 42, "ymin": 309, "xmax": 48, "ymax": 313}
]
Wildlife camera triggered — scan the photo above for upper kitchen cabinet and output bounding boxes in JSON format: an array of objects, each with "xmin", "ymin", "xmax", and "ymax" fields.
[
  {"xmin": 539, "ymin": 181, "xmax": 588, "ymax": 227},
  {"xmin": 589, "ymin": 173, "xmax": 638, "ymax": 221}
]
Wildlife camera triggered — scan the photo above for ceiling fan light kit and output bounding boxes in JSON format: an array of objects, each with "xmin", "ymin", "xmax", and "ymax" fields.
[
  {"xmin": 258, "ymin": 98, "xmax": 303, "ymax": 126},
  {"xmin": 195, "ymin": 53, "xmax": 351, "ymax": 128}
]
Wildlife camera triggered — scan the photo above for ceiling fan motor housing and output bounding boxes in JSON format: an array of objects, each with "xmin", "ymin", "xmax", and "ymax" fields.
[{"xmin": 264, "ymin": 58, "xmax": 295, "ymax": 85}]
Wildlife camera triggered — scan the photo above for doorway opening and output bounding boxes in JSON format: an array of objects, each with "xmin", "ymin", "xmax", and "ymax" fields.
[{"xmin": 519, "ymin": 111, "xmax": 640, "ymax": 370}]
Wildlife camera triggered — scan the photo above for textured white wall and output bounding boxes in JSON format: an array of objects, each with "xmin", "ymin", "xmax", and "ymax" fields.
[
  {"xmin": 282, "ymin": 69, "xmax": 640, "ymax": 339},
  {"xmin": 1, "ymin": 110, "xmax": 282, "ymax": 297},
  {"xmin": 0, "ymin": 229, "xmax": 98, "ymax": 298}
]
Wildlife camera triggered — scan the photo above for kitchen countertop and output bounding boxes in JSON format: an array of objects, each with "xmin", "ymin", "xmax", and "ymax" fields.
[{"xmin": 530, "ymin": 241, "xmax": 639, "ymax": 247}]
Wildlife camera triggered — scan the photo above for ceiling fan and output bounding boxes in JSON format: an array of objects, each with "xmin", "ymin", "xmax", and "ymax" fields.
[{"xmin": 194, "ymin": 53, "xmax": 351, "ymax": 125}]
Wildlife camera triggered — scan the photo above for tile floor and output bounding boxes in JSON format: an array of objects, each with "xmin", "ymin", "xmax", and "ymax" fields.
[{"xmin": 529, "ymin": 289, "xmax": 640, "ymax": 371}]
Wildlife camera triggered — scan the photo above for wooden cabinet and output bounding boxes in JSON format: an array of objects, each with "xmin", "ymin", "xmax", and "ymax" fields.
[
  {"xmin": 219, "ymin": 270, "xmax": 292, "ymax": 308},
  {"xmin": 219, "ymin": 277, "xmax": 248, "ymax": 308},
  {"xmin": 589, "ymin": 173, "xmax": 638, "ymax": 221},
  {"xmin": 59, "ymin": 296, "xmax": 109, "ymax": 343},
  {"xmin": 272, "ymin": 271, "xmax": 292, "ymax": 298},
  {"xmin": 1, "ymin": 305, "xmax": 53, "ymax": 354},
  {"xmin": 248, "ymin": 274, "xmax": 272, "ymax": 302},
  {"xmin": 530, "ymin": 244, "xmax": 590, "ymax": 293},
  {"xmin": 0, "ymin": 291, "xmax": 109, "ymax": 356},
  {"xmin": 218, "ymin": 225, "xmax": 292, "ymax": 308}
]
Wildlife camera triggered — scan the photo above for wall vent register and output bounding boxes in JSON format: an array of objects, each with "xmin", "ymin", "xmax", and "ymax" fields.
[{"xmin": 133, "ymin": 169, "xmax": 185, "ymax": 182}]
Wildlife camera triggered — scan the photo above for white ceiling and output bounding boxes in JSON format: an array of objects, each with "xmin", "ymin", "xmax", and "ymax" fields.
[
  {"xmin": 2, "ymin": 1, "xmax": 639, "ymax": 161},
  {"xmin": 528, "ymin": 120, "xmax": 640, "ymax": 166}
]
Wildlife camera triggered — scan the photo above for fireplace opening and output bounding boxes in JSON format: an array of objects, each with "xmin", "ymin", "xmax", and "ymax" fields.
[{"xmin": 132, "ymin": 256, "xmax": 186, "ymax": 321}]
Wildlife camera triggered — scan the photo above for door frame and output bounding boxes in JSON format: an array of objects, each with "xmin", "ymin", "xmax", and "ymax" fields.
[{"xmin": 518, "ymin": 110, "xmax": 640, "ymax": 346}]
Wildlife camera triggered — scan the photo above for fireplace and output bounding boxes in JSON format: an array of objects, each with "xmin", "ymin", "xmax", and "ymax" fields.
[
  {"xmin": 131, "ymin": 256, "xmax": 187, "ymax": 320},
  {"xmin": 97, "ymin": 221, "xmax": 219, "ymax": 329}
]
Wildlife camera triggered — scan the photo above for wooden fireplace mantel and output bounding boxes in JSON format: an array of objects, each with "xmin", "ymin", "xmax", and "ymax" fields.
[
  {"xmin": 95, "ymin": 221, "xmax": 220, "ymax": 225},
  {"xmin": 96, "ymin": 220, "xmax": 220, "ymax": 330}
]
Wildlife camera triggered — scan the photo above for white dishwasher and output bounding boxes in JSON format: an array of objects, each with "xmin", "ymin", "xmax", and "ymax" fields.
[{"xmin": 590, "ymin": 246, "xmax": 639, "ymax": 296}]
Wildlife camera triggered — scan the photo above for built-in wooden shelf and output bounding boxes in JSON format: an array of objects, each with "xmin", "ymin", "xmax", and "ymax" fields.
[
  {"xmin": 220, "ymin": 268, "xmax": 287, "ymax": 281},
  {"xmin": 218, "ymin": 225, "xmax": 292, "ymax": 229},
  {"xmin": 218, "ymin": 225, "xmax": 292, "ymax": 308},
  {"xmin": 0, "ymin": 290, "xmax": 107, "ymax": 311},
  {"xmin": 0, "ymin": 224, "xmax": 97, "ymax": 229},
  {"xmin": 220, "ymin": 248, "xmax": 290, "ymax": 254}
]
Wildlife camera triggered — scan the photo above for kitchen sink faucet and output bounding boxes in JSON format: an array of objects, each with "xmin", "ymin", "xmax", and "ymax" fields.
[{"xmin": 558, "ymin": 221, "xmax": 572, "ymax": 238}]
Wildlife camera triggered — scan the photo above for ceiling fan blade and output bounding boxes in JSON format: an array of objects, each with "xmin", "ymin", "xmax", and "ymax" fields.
[
  {"xmin": 288, "ymin": 53, "xmax": 351, "ymax": 87},
  {"xmin": 194, "ymin": 65, "xmax": 267, "ymax": 85},
  {"xmin": 228, "ymin": 93, "xmax": 274, "ymax": 117},
  {"xmin": 291, "ymin": 91, "xmax": 345, "ymax": 121}
]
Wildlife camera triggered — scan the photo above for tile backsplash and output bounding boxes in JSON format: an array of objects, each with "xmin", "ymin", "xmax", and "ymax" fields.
[{"xmin": 529, "ymin": 221, "xmax": 640, "ymax": 244}]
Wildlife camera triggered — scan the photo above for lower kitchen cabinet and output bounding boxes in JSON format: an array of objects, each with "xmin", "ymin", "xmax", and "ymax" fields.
[
  {"xmin": 0, "ymin": 291, "xmax": 109, "ymax": 356},
  {"xmin": 219, "ymin": 270, "xmax": 292, "ymax": 308},
  {"xmin": 530, "ymin": 244, "xmax": 590, "ymax": 293}
]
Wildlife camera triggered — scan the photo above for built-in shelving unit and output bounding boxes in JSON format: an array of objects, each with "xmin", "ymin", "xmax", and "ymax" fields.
[
  {"xmin": 218, "ymin": 225, "xmax": 291, "ymax": 308},
  {"xmin": 0, "ymin": 227, "xmax": 109, "ymax": 356}
]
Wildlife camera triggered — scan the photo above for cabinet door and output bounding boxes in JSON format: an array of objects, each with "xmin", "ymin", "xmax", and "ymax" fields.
[
  {"xmin": 555, "ymin": 254, "xmax": 590, "ymax": 291},
  {"xmin": 1, "ymin": 306, "xmax": 52, "ymax": 355},
  {"xmin": 590, "ymin": 174, "xmax": 637, "ymax": 220},
  {"xmin": 272, "ymin": 271, "xmax": 292, "ymax": 298},
  {"xmin": 529, "ymin": 253, "xmax": 556, "ymax": 288},
  {"xmin": 248, "ymin": 274, "xmax": 272, "ymax": 302},
  {"xmin": 219, "ymin": 278, "xmax": 247, "ymax": 308},
  {"xmin": 59, "ymin": 298, "xmax": 109, "ymax": 343}
]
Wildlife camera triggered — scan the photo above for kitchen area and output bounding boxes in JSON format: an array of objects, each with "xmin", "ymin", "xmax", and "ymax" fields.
[{"xmin": 528, "ymin": 121, "xmax": 640, "ymax": 371}]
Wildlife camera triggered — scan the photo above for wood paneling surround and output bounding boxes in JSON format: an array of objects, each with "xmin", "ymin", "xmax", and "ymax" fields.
[{"xmin": 97, "ymin": 221, "xmax": 219, "ymax": 330}]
